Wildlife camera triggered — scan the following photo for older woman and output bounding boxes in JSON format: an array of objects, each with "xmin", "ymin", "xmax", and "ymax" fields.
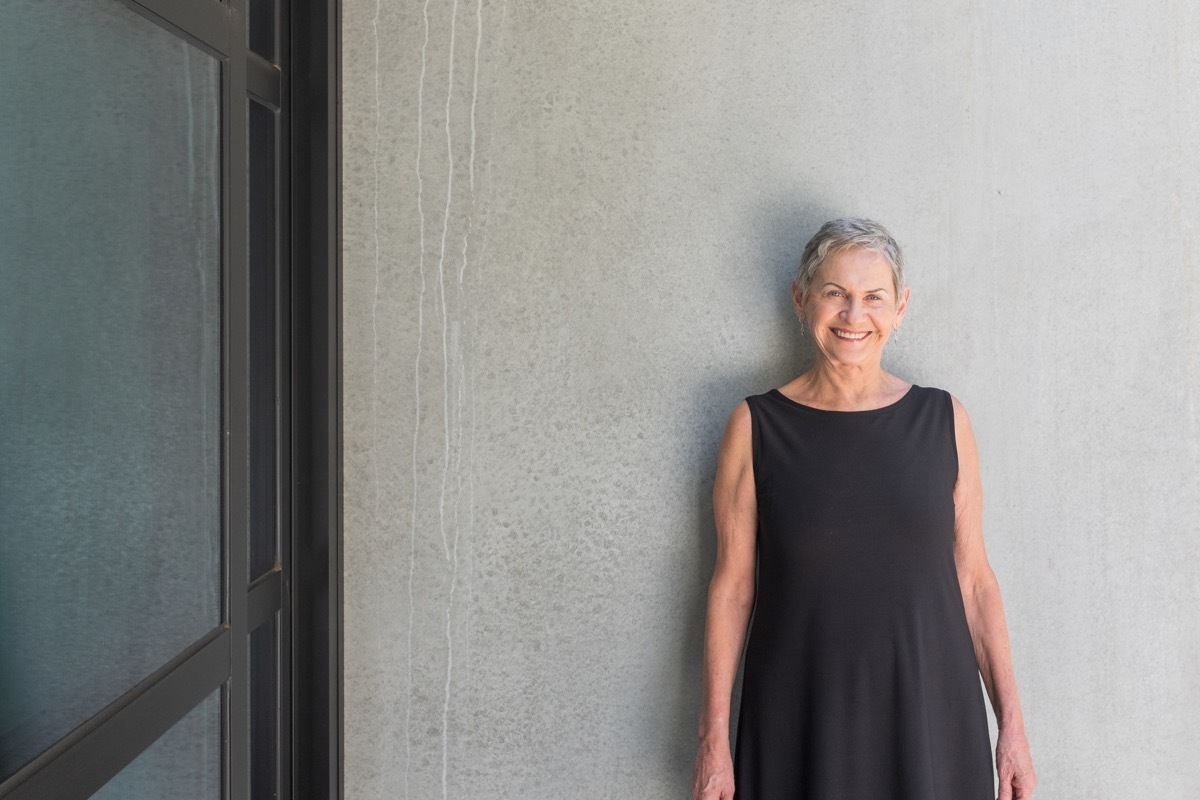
[{"xmin": 691, "ymin": 219, "xmax": 1035, "ymax": 800}]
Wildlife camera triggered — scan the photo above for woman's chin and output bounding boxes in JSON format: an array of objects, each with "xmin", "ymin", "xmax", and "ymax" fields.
[{"xmin": 816, "ymin": 341, "xmax": 881, "ymax": 366}]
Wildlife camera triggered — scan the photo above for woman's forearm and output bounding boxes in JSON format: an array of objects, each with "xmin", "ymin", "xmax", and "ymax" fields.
[
  {"xmin": 697, "ymin": 575, "xmax": 755, "ymax": 743},
  {"xmin": 962, "ymin": 570, "xmax": 1025, "ymax": 732}
]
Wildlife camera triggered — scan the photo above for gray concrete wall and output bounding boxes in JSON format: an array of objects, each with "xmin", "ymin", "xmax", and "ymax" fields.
[{"xmin": 342, "ymin": 1, "xmax": 1200, "ymax": 797}]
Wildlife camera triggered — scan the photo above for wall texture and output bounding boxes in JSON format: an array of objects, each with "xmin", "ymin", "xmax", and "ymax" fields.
[{"xmin": 342, "ymin": 1, "xmax": 1200, "ymax": 797}]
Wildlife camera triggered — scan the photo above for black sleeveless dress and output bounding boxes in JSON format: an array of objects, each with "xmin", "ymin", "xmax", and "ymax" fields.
[{"xmin": 733, "ymin": 385, "xmax": 993, "ymax": 799}]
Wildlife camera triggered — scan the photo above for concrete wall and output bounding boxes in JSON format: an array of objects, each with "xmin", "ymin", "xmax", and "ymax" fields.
[{"xmin": 342, "ymin": 1, "xmax": 1200, "ymax": 797}]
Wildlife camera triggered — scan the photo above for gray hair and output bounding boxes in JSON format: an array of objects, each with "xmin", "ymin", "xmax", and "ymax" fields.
[{"xmin": 793, "ymin": 217, "xmax": 906, "ymax": 296}]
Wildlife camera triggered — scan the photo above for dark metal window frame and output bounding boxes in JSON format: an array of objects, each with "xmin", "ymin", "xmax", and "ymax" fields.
[{"xmin": 0, "ymin": 0, "xmax": 340, "ymax": 797}]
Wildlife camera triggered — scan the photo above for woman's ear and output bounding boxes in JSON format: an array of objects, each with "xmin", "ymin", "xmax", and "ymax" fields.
[
  {"xmin": 895, "ymin": 285, "xmax": 911, "ymax": 325},
  {"xmin": 791, "ymin": 281, "xmax": 806, "ymax": 320}
]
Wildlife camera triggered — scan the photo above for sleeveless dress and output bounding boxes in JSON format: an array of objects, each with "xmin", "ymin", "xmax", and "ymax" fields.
[{"xmin": 733, "ymin": 385, "xmax": 994, "ymax": 799}]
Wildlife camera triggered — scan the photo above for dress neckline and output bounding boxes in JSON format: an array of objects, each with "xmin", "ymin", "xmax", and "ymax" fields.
[{"xmin": 768, "ymin": 384, "xmax": 919, "ymax": 415}]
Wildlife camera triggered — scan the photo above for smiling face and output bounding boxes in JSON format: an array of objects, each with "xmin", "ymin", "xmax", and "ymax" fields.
[{"xmin": 793, "ymin": 246, "xmax": 910, "ymax": 369}]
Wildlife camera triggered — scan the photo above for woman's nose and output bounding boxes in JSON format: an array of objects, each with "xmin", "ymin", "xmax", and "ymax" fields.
[{"xmin": 842, "ymin": 298, "xmax": 866, "ymax": 322}]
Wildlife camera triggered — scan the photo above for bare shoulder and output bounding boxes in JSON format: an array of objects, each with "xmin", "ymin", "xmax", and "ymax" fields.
[
  {"xmin": 718, "ymin": 399, "xmax": 753, "ymax": 463},
  {"xmin": 948, "ymin": 394, "xmax": 981, "ymax": 489},
  {"xmin": 949, "ymin": 393, "xmax": 970, "ymax": 420},
  {"xmin": 949, "ymin": 393, "xmax": 976, "ymax": 440},
  {"xmin": 726, "ymin": 398, "xmax": 752, "ymax": 434}
]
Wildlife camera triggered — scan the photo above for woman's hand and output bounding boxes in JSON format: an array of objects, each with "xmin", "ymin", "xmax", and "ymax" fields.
[
  {"xmin": 995, "ymin": 729, "xmax": 1035, "ymax": 800},
  {"xmin": 691, "ymin": 739, "xmax": 735, "ymax": 800}
]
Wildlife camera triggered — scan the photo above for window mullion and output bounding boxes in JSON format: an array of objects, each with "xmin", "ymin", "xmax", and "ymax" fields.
[{"xmin": 224, "ymin": 0, "xmax": 253, "ymax": 797}]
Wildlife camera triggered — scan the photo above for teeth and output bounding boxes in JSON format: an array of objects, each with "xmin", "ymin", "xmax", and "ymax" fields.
[{"xmin": 834, "ymin": 330, "xmax": 868, "ymax": 340}]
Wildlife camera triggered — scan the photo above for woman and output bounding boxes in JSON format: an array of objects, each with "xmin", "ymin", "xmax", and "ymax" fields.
[{"xmin": 691, "ymin": 219, "xmax": 1035, "ymax": 800}]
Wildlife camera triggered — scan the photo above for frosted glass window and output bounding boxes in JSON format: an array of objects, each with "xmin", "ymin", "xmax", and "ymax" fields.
[
  {"xmin": 0, "ymin": 0, "xmax": 221, "ymax": 779},
  {"xmin": 89, "ymin": 691, "xmax": 221, "ymax": 800}
]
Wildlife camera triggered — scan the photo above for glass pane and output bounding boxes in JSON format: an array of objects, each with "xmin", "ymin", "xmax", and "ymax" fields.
[
  {"xmin": 248, "ymin": 99, "xmax": 278, "ymax": 580},
  {"xmin": 248, "ymin": 0, "xmax": 275, "ymax": 61},
  {"xmin": 250, "ymin": 617, "xmax": 279, "ymax": 799},
  {"xmin": 0, "ymin": 0, "xmax": 221, "ymax": 779},
  {"xmin": 90, "ymin": 690, "xmax": 221, "ymax": 800}
]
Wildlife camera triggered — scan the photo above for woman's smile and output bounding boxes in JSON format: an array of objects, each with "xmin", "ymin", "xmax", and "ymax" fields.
[{"xmin": 832, "ymin": 328, "xmax": 871, "ymax": 341}]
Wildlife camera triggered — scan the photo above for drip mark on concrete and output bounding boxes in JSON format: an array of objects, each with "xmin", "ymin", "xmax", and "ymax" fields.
[
  {"xmin": 459, "ymin": 234, "xmax": 470, "ymax": 287},
  {"xmin": 407, "ymin": 1, "xmax": 434, "ymax": 797},
  {"xmin": 370, "ymin": 0, "xmax": 382, "ymax": 557},
  {"xmin": 469, "ymin": 0, "xmax": 483, "ymax": 195},
  {"xmin": 436, "ymin": 0, "xmax": 460, "ymax": 566},
  {"xmin": 438, "ymin": 2, "xmax": 463, "ymax": 798}
]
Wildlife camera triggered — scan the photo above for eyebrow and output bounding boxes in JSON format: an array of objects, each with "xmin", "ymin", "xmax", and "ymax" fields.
[{"xmin": 821, "ymin": 282, "xmax": 890, "ymax": 295}]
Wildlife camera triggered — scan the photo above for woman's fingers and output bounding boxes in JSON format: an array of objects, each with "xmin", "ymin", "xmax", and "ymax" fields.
[
  {"xmin": 1012, "ymin": 767, "xmax": 1037, "ymax": 800},
  {"xmin": 998, "ymin": 770, "xmax": 1036, "ymax": 800}
]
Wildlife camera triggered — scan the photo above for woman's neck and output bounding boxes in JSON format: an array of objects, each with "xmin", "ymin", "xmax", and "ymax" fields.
[{"xmin": 784, "ymin": 362, "xmax": 908, "ymax": 411}]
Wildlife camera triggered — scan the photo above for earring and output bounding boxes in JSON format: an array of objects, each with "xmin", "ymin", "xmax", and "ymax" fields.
[
  {"xmin": 891, "ymin": 325, "xmax": 900, "ymax": 340},
  {"xmin": 798, "ymin": 317, "xmax": 807, "ymax": 337}
]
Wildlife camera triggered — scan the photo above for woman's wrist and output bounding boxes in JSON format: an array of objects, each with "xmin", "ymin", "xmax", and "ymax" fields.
[
  {"xmin": 697, "ymin": 716, "xmax": 730, "ymax": 745},
  {"xmin": 992, "ymin": 693, "xmax": 1025, "ymax": 735},
  {"xmin": 997, "ymin": 719, "xmax": 1027, "ymax": 737}
]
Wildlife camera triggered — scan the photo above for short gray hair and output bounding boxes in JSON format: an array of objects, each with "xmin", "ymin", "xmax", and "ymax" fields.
[{"xmin": 794, "ymin": 218, "xmax": 906, "ymax": 295}]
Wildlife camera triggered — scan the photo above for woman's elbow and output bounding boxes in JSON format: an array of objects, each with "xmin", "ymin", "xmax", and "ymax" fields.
[
  {"xmin": 958, "ymin": 561, "xmax": 1000, "ymax": 608},
  {"xmin": 709, "ymin": 569, "xmax": 756, "ymax": 610}
]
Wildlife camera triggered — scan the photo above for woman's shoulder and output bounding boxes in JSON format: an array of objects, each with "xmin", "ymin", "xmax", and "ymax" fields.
[
  {"xmin": 739, "ymin": 387, "xmax": 789, "ymax": 412},
  {"xmin": 905, "ymin": 383, "xmax": 956, "ymax": 408},
  {"xmin": 907, "ymin": 384, "xmax": 973, "ymax": 432},
  {"xmin": 910, "ymin": 382, "xmax": 949, "ymax": 398},
  {"xmin": 742, "ymin": 389, "xmax": 777, "ymax": 405},
  {"xmin": 913, "ymin": 383, "xmax": 965, "ymax": 408}
]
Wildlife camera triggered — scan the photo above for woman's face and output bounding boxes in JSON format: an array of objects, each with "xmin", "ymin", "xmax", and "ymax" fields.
[{"xmin": 794, "ymin": 247, "xmax": 910, "ymax": 369}]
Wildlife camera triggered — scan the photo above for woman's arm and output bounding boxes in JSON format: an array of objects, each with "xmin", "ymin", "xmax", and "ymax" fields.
[
  {"xmin": 691, "ymin": 401, "xmax": 759, "ymax": 800},
  {"xmin": 951, "ymin": 396, "xmax": 1036, "ymax": 800}
]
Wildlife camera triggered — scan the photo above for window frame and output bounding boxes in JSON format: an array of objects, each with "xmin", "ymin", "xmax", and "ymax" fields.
[{"xmin": 0, "ymin": 0, "xmax": 340, "ymax": 797}]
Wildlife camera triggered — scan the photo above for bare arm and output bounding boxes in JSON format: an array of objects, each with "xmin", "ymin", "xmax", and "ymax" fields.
[
  {"xmin": 951, "ymin": 396, "xmax": 1036, "ymax": 799},
  {"xmin": 691, "ymin": 401, "xmax": 758, "ymax": 800}
]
